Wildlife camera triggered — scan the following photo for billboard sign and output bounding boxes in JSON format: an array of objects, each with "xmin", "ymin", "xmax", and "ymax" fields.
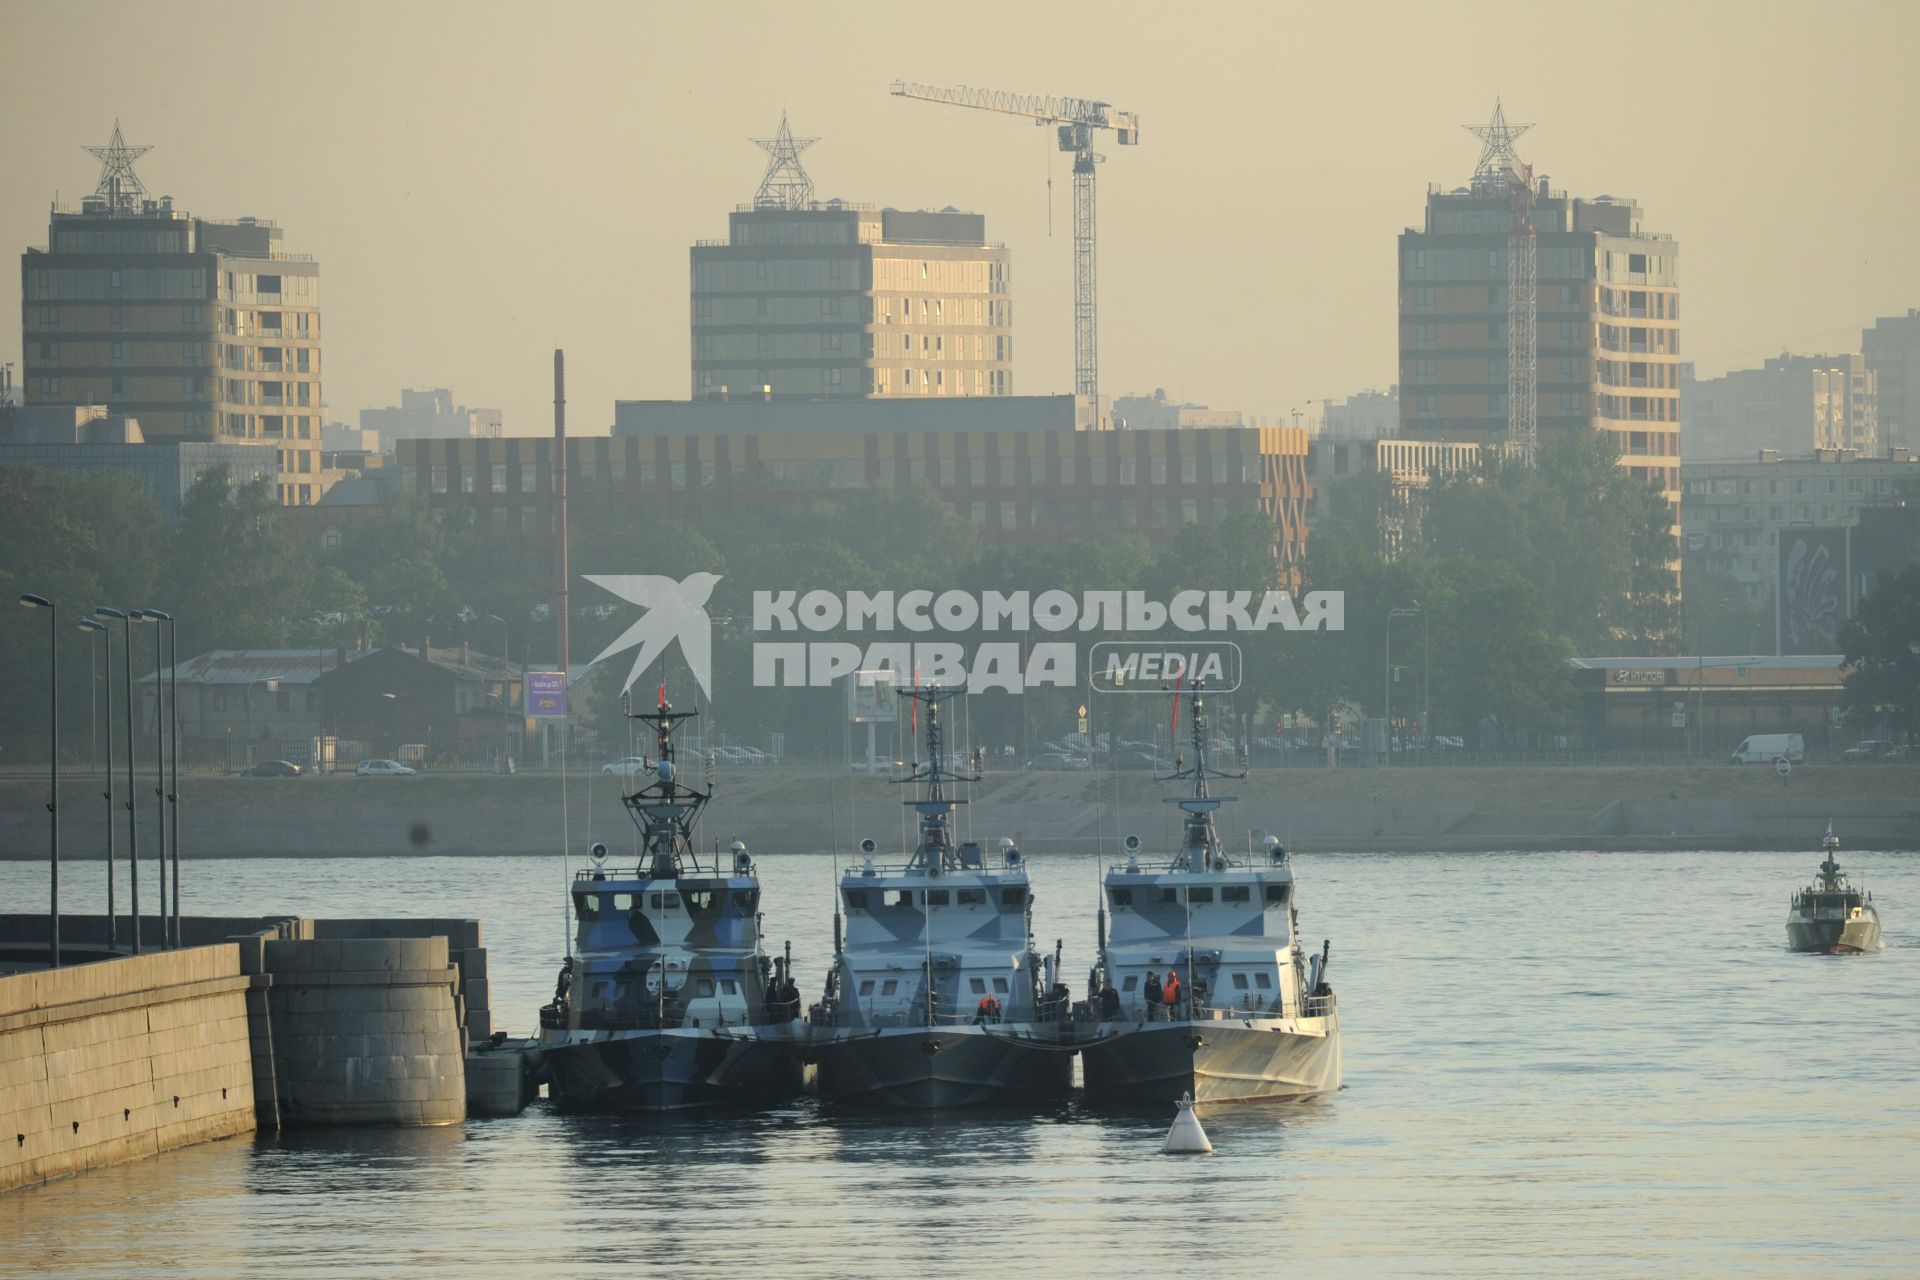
[
  {"xmin": 847, "ymin": 669, "xmax": 899, "ymax": 723},
  {"xmin": 526, "ymin": 670, "xmax": 569, "ymax": 718}
]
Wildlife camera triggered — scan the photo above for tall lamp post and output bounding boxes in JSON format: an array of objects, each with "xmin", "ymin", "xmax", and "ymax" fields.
[
  {"xmin": 19, "ymin": 594, "xmax": 59, "ymax": 968},
  {"xmin": 1386, "ymin": 606, "xmax": 1422, "ymax": 764},
  {"xmin": 136, "ymin": 610, "xmax": 171, "ymax": 947},
  {"xmin": 78, "ymin": 617, "xmax": 118, "ymax": 948},
  {"xmin": 486, "ymin": 613, "xmax": 509, "ymax": 772},
  {"xmin": 244, "ymin": 678, "xmax": 280, "ymax": 771},
  {"xmin": 96, "ymin": 607, "xmax": 139, "ymax": 953}
]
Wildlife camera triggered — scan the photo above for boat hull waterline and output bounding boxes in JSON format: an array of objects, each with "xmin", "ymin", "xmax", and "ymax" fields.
[
  {"xmin": 1786, "ymin": 914, "xmax": 1884, "ymax": 955},
  {"xmin": 544, "ymin": 1027, "xmax": 804, "ymax": 1111},
  {"xmin": 1079, "ymin": 1018, "xmax": 1341, "ymax": 1105},
  {"xmin": 811, "ymin": 1026, "xmax": 1074, "ymax": 1109}
]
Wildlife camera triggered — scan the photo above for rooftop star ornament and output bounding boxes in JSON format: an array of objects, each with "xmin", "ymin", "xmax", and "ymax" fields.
[
  {"xmin": 85, "ymin": 120, "xmax": 151, "ymax": 212},
  {"xmin": 1465, "ymin": 99, "xmax": 1531, "ymax": 180},
  {"xmin": 752, "ymin": 111, "xmax": 818, "ymax": 210}
]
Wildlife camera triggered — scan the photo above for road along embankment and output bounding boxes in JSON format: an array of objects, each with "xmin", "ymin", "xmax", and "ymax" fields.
[{"xmin": 3, "ymin": 765, "xmax": 1914, "ymax": 856}]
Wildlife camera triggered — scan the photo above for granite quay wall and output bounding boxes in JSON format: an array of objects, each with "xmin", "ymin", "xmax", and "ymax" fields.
[{"xmin": 0, "ymin": 943, "xmax": 256, "ymax": 1194}]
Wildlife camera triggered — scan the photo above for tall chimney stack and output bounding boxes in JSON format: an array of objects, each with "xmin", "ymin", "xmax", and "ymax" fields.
[{"xmin": 554, "ymin": 349, "xmax": 569, "ymax": 678}]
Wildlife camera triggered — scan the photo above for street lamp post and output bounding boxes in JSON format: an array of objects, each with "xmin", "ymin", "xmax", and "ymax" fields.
[
  {"xmin": 486, "ymin": 614, "xmax": 509, "ymax": 772},
  {"xmin": 96, "ymin": 607, "xmax": 139, "ymax": 954},
  {"xmin": 1387, "ymin": 607, "xmax": 1421, "ymax": 765},
  {"xmin": 19, "ymin": 595, "xmax": 59, "ymax": 968},
  {"xmin": 137, "ymin": 611, "xmax": 172, "ymax": 947},
  {"xmin": 78, "ymin": 618, "xmax": 117, "ymax": 949},
  {"xmin": 166, "ymin": 614, "xmax": 179, "ymax": 938}
]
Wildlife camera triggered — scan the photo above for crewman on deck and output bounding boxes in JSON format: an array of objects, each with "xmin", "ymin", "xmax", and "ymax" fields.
[
  {"xmin": 1144, "ymin": 970, "xmax": 1163, "ymax": 1020},
  {"xmin": 1099, "ymin": 979, "xmax": 1121, "ymax": 1021},
  {"xmin": 1163, "ymin": 970, "xmax": 1182, "ymax": 1019}
]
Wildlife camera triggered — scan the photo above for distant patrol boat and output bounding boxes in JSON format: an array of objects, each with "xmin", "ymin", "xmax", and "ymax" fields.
[
  {"xmin": 538, "ymin": 690, "xmax": 805, "ymax": 1109},
  {"xmin": 1079, "ymin": 684, "xmax": 1342, "ymax": 1105},
  {"xmin": 1787, "ymin": 825, "xmax": 1884, "ymax": 954},
  {"xmin": 809, "ymin": 684, "xmax": 1074, "ymax": 1108}
]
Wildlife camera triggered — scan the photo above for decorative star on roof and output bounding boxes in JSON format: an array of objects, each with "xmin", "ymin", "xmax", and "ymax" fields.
[
  {"xmin": 84, "ymin": 120, "xmax": 151, "ymax": 212},
  {"xmin": 1465, "ymin": 99, "xmax": 1531, "ymax": 180},
  {"xmin": 751, "ymin": 111, "xmax": 818, "ymax": 210}
]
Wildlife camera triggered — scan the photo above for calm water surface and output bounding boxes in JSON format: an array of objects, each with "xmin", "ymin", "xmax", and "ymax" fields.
[{"xmin": 2, "ymin": 844, "xmax": 1915, "ymax": 1278}]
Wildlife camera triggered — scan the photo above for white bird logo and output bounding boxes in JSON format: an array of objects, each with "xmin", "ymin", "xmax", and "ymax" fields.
[{"xmin": 584, "ymin": 572, "xmax": 723, "ymax": 700}]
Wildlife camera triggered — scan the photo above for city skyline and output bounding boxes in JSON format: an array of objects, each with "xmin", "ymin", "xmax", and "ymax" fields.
[{"xmin": 2, "ymin": 1, "xmax": 1917, "ymax": 437}]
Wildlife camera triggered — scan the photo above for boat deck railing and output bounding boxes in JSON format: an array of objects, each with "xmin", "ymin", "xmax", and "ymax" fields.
[{"xmin": 1081, "ymin": 992, "xmax": 1338, "ymax": 1024}]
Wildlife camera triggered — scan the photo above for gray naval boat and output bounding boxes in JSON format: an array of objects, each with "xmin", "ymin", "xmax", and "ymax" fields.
[
  {"xmin": 1787, "ymin": 825, "xmax": 1884, "ymax": 954},
  {"xmin": 1080, "ymin": 684, "xmax": 1341, "ymax": 1105},
  {"xmin": 809, "ymin": 684, "xmax": 1075, "ymax": 1109},
  {"xmin": 538, "ymin": 692, "xmax": 805, "ymax": 1110}
]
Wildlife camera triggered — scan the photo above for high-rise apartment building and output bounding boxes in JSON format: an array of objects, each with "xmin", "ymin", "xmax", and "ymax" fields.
[
  {"xmin": 1683, "ymin": 353, "xmax": 1878, "ymax": 461},
  {"xmin": 1862, "ymin": 308, "xmax": 1920, "ymax": 456},
  {"xmin": 690, "ymin": 116, "xmax": 1012, "ymax": 401},
  {"xmin": 361, "ymin": 387, "xmax": 503, "ymax": 441},
  {"xmin": 1398, "ymin": 108, "xmax": 1681, "ymax": 504},
  {"xmin": 19, "ymin": 125, "xmax": 326, "ymax": 504}
]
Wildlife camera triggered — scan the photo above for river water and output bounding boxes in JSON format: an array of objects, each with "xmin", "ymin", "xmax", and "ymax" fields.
[{"xmin": 2, "ymin": 843, "xmax": 1915, "ymax": 1278}]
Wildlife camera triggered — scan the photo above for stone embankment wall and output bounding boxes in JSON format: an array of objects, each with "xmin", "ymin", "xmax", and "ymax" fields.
[
  {"xmin": 0, "ymin": 914, "xmax": 489, "ymax": 1192},
  {"xmin": 0, "ymin": 944, "xmax": 256, "ymax": 1194}
]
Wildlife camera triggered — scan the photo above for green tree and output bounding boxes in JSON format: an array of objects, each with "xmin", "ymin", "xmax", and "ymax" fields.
[
  {"xmin": 169, "ymin": 469, "xmax": 319, "ymax": 654},
  {"xmin": 1839, "ymin": 565, "xmax": 1920, "ymax": 739}
]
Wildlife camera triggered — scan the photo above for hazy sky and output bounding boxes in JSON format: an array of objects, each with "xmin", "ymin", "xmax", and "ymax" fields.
[{"xmin": 4, "ymin": 1, "xmax": 1916, "ymax": 435}]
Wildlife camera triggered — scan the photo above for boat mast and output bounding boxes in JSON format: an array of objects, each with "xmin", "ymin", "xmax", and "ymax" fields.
[{"xmin": 624, "ymin": 686, "xmax": 711, "ymax": 877}]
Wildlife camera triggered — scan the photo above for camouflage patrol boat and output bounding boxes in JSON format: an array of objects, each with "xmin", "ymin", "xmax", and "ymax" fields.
[
  {"xmin": 538, "ymin": 692, "xmax": 805, "ymax": 1110},
  {"xmin": 1079, "ymin": 685, "xmax": 1341, "ymax": 1105},
  {"xmin": 1787, "ymin": 825, "xmax": 1884, "ymax": 954},
  {"xmin": 809, "ymin": 685, "xmax": 1074, "ymax": 1109}
]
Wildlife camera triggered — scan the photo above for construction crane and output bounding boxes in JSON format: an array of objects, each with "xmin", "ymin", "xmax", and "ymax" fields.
[
  {"xmin": 1467, "ymin": 100, "xmax": 1537, "ymax": 465},
  {"xmin": 890, "ymin": 81, "xmax": 1140, "ymax": 407}
]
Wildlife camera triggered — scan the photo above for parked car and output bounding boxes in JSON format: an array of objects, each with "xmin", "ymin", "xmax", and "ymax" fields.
[
  {"xmin": 1026, "ymin": 753, "xmax": 1091, "ymax": 772},
  {"xmin": 355, "ymin": 758, "xmax": 416, "ymax": 777},
  {"xmin": 244, "ymin": 759, "xmax": 303, "ymax": 778},
  {"xmin": 1113, "ymin": 749, "xmax": 1159, "ymax": 770},
  {"xmin": 601, "ymin": 756, "xmax": 650, "ymax": 777},
  {"xmin": 1840, "ymin": 740, "xmax": 1904, "ymax": 763},
  {"xmin": 1433, "ymin": 735, "xmax": 1466, "ymax": 750}
]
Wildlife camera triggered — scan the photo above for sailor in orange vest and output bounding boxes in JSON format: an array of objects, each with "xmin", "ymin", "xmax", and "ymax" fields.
[
  {"xmin": 1162, "ymin": 969, "xmax": 1182, "ymax": 1020},
  {"xmin": 975, "ymin": 994, "xmax": 1002, "ymax": 1024}
]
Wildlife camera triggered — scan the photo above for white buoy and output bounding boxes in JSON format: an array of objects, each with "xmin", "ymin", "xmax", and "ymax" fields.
[{"xmin": 1162, "ymin": 1091, "xmax": 1213, "ymax": 1155}]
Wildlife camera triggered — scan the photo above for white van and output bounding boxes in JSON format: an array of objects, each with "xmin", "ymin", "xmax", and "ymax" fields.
[{"xmin": 1729, "ymin": 733, "xmax": 1805, "ymax": 765}]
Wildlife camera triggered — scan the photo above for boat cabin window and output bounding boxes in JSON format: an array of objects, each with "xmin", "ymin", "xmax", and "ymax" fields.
[
  {"xmin": 881, "ymin": 980, "xmax": 898, "ymax": 996},
  {"xmin": 611, "ymin": 894, "xmax": 635, "ymax": 911},
  {"xmin": 992, "ymin": 977, "xmax": 1009, "ymax": 993},
  {"xmin": 1110, "ymin": 888, "xmax": 1133, "ymax": 907},
  {"xmin": 730, "ymin": 890, "xmax": 757, "ymax": 912},
  {"xmin": 845, "ymin": 890, "xmax": 868, "ymax": 910},
  {"xmin": 859, "ymin": 980, "xmax": 875, "ymax": 996},
  {"xmin": 720, "ymin": 980, "xmax": 738, "ymax": 995},
  {"xmin": 1001, "ymin": 888, "xmax": 1027, "ymax": 908},
  {"xmin": 1255, "ymin": 973, "xmax": 1272, "ymax": 989},
  {"xmin": 1232, "ymin": 973, "xmax": 1249, "ymax": 990},
  {"xmin": 1264, "ymin": 885, "xmax": 1290, "ymax": 906},
  {"xmin": 575, "ymin": 893, "xmax": 601, "ymax": 920},
  {"xmin": 683, "ymin": 890, "xmax": 715, "ymax": 913},
  {"xmin": 889, "ymin": 890, "xmax": 914, "ymax": 908},
  {"xmin": 924, "ymin": 890, "xmax": 950, "ymax": 906},
  {"xmin": 1189, "ymin": 887, "xmax": 1214, "ymax": 904},
  {"xmin": 1155, "ymin": 888, "xmax": 1179, "ymax": 906},
  {"xmin": 1222, "ymin": 886, "xmax": 1251, "ymax": 904},
  {"xmin": 650, "ymin": 892, "xmax": 681, "ymax": 909},
  {"xmin": 696, "ymin": 979, "xmax": 715, "ymax": 998},
  {"xmin": 957, "ymin": 889, "xmax": 985, "ymax": 905},
  {"xmin": 1122, "ymin": 975, "xmax": 1138, "ymax": 991},
  {"xmin": 970, "ymin": 978, "xmax": 986, "ymax": 993}
]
